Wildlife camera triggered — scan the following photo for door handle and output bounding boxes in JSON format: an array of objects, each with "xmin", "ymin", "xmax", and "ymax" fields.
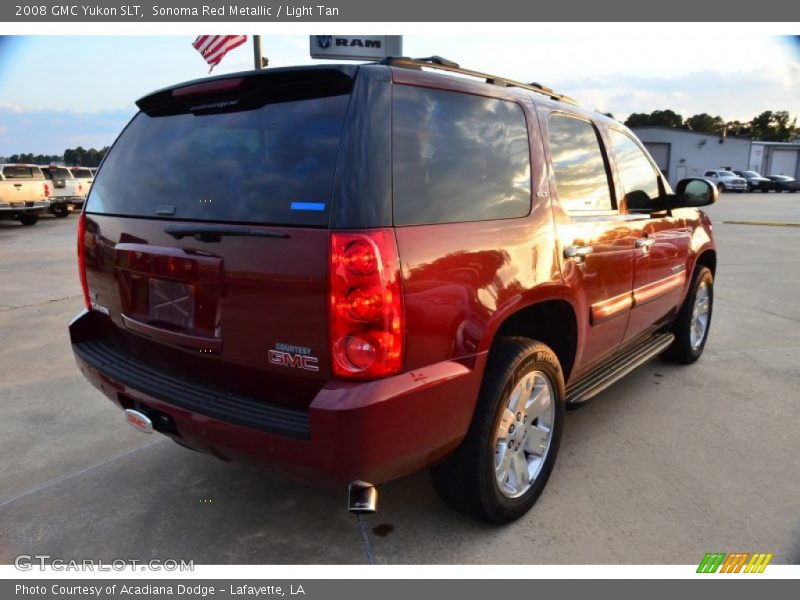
[
  {"xmin": 635, "ymin": 237, "xmax": 655, "ymax": 249},
  {"xmin": 563, "ymin": 245, "xmax": 593, "ymax": 263}
]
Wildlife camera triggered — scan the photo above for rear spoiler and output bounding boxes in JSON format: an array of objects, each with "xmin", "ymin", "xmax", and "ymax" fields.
[{"xmin": 136, "ymin": 65, "xmax": 359, "ymax": 116}]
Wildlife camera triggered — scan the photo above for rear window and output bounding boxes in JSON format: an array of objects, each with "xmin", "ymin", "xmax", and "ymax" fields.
[
  {"xmin": 71, "ymin": 168, "xmax": 93, "ymax": 178},
  {"xmin": 392, "ymin": 86, "xmax": 531, "ymax": 226},
  {"xmin": 87, "ymin": 94, "xmax": 350, "ymax": 226},
  {"xmin": 3, "ymin": 166, "xmax": 42, "ymax": 180},
  {"xmin": 46, "ymin": 168, "xmax": 73, "ymax": 179}
]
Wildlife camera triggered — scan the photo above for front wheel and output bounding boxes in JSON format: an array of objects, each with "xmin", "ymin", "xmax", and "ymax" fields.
[
  {"xmin": 430, "ymin": 337, "xmax": 565, "ymax": 524},
  {"xmin": 663, "ymin": 266, "xmax": 713, "ymax": 364},
  {"xmin": 717, "ymin": 183, "xmax": 725, "ymax": 193}
]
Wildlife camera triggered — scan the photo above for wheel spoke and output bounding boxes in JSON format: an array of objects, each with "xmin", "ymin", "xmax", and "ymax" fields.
[
  {"xmin": 496, "ymin": 408, "xmax": 515, "ymax": 441},
  {"xmin": 511, "ymin": 453, "xmax": 530, "ymax": 491},
  {"xmin": 524, "ymin": 425, "xmax": 550, "ymax": 456},
  {"xmin": 526, "ymin": 378, "xmax": 551, "ymax": 421},
  {"xmin": 495, "ymin": 443, "xmax": 513, "ymax": 482}
]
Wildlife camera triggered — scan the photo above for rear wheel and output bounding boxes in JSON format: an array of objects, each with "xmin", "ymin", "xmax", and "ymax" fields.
[
  {"xmin": 430, "ymin": 337, "xmax": 565, "ymax": 524},
  {"xmin": 663, "ymin": 266, "xmax": 713, "ymax": 364},
  {"xmin": 18, "ymin": 213, "xmax": 39, "ymax": 226}
]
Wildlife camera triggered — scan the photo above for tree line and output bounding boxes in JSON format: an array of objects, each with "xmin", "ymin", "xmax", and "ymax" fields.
[
  {"xmin": 624, "ymin": 110, "xmax": 798, "ymax": 142},
  {"xmin": 2, "ymin": 146, "xmax": 110, "ymax": 167}
]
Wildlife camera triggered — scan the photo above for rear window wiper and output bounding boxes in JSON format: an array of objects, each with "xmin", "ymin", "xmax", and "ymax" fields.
[{"xmin": 164, "ymin": 224, "xmax": 290, "ymax": 243}]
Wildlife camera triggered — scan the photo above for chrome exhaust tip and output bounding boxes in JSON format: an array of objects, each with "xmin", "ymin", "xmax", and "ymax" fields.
[{"xmin": 348, "ymin": 480, "xmax": 378, "ymax": 514}]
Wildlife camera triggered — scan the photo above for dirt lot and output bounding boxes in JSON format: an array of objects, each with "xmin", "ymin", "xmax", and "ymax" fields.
[{"xmin": 1, "ymin": 194, "xmax": 799, "ymax": 564}]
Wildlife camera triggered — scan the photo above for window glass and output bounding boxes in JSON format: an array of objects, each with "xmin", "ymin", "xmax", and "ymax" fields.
[
  {"xmin": 2, "ymin": 166, "xmax": 41, "ymax": 179},
  {"xmin": 392, "ymin": 86, "xmax": 531, "ymax": 225},
  {"xmin": 86, "ymin": 94, "xmax": 350, "ymax": 226},
  {"xmin": 548, "ymin": 116, "xmax": 612, "ymax": 212},
  {"xmin": 609, "ymin": 129, "xmax": 661, "ymax": 205}
]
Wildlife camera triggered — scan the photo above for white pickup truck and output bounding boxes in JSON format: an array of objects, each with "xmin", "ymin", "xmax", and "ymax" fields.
[
  {"xmin": 0, "ymin": 164, "xmax": 50, "ymax": 226},
  {"xmin": 68, "ymin": 167, "xmax": 94, "ymax": 205},
  {"xmin": 40, "ymin": 166, "xmax": 84, "ymax": 217}
]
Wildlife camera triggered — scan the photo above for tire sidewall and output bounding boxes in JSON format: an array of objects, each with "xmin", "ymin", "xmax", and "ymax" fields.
[
  {"xmin": 683, "ymin": 267, "xmax": 714, "ymax": 361},
  {"xmin": 480, "ymin": 346, "xmax": 565, "ymax": 521}
]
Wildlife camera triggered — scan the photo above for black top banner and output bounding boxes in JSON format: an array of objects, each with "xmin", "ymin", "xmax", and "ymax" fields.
[{"xmin": 3, "ymin": 0, "xmax": 800, "ymax": 21}]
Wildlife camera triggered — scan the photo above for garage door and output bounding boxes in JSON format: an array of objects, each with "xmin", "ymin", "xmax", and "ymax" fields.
[
  {"xmin": 644, "ymin": 142, "xmax": 669, "ymax": 177},
  {"xmin": 770, "ymin": 149, "xmax": 799, "ymax": 177}
]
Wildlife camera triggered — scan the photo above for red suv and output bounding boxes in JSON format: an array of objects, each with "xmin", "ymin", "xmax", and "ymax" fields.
[{"xmin": 70, "ymin": 58, "xmax": 718, "ymax": 523}]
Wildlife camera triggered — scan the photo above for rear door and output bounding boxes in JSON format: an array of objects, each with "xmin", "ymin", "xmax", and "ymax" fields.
[
  {"xmin": 82, "ymin": 69, "xmax": 356, "ymax": 410},
  {"xmin": 544, "ymin": 113, "xmax": 636, "ymax": 378}
]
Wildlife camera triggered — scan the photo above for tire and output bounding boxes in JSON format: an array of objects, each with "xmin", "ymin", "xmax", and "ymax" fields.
[
  {"xmin": 52, "ymin": 204, "xmax": 69, "ymax": 218},
  {"xmin": 663, "ymin": 266, "xmax": 713, "ymax": 364},
  {"xmin": 717, "ymin": 183, "xmax": 725, "ymax": 193},
  {"xmin": 430, "ymin": 337, "xmax": 565, "ymax": 524},
  {"xmin": 17, "ymin": 213, "xmax": 39, "ymax": 226}
]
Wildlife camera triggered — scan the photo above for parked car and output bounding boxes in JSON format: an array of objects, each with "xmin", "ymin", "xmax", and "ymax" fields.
[
  {"xmin": 0, "ymin": 163, "xmax": 50, "ymax": 225},
  {"xmin": 69, "ymin": 58, "xmax": 718, "ymax": 523},
  {"xmin": 69, "ymin": 167, "xmax": 95, "ymax": 197},
  {"xmin": 40, "ymin": 166, "xmax": 86, "ymax": 216},
  {"xmin": 733, "ymin": 170, "xmax": 772, "ymax": 192},
  {"xmin": 767, "ymin": 175, "xmax": 799, "ymax": 192},
  {"xmin": 704, "ymin": 170, "xmax": 747, "ymax": 192}
]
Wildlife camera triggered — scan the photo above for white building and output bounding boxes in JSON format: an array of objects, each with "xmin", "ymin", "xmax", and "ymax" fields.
[
  {"xmin": 748, "ymin": 141, "xmax": 800, "ymax": 178},
  {"xmin": 631, "ymin": 126, "xmax": 752, "ymax": 188}
]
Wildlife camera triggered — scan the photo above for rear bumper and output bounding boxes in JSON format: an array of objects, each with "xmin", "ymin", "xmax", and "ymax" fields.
[
  {"xmin": 0, "ymin": 201, "xmax": 48, "ymax": 212},
  {"xmin": 50, "ymin": 196, "xmax": 84, "ymax": 206},
  {"xmin": 69, "ymin": 310, "xmax": 484, "ymax": 485}
]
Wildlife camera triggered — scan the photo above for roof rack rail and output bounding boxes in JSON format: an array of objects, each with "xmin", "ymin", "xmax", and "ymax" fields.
[{"xmin": 380, "ymin": 56, "xmax": 579, "ymax": 106}]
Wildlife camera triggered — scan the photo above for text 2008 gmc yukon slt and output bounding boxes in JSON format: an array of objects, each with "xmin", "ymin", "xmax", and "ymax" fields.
[{"xmin": 69, "ymin": 59, "xmax": 718, "ymax": 523}]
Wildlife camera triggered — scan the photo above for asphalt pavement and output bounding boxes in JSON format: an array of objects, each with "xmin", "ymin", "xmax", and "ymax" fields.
[{"xmin": 1, "ymin": 194, "xmax": 798, "ymax": 565}]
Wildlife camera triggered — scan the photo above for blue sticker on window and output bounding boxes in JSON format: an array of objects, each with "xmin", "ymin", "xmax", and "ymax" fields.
[{"xmin": 290, "ymin": 202, "xmax": 326, "ymax": 211}]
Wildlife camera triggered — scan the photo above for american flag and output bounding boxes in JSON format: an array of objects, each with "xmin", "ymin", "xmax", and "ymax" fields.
[{"xmin": 192, "ymin": 35, "xmax": 248, "ymax": 72}]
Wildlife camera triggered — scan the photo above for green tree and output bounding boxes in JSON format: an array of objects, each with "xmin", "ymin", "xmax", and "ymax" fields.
[
  {"xmin": 749, "ymin": 111, "xmax": 798, "ymax": 141},
  {"xmin": 624, "ymin": 109, "xmax": 684, "ymax": 129},
  {"xmin": 686, "ymin": 113, "xmax": 725, "ymax": 134}
]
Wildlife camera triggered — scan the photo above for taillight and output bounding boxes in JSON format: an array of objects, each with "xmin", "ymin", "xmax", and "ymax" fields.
[
  {"xmin": 77, "ymin": 212, "xmax": 92, "ymax": 311},
  {"xmin": 329, "ymin": 230, "xmax": 404, "ymax": 379},
  {"xmin": 43, "ymin": 182, "xmax": 50, "ymax": 197}
]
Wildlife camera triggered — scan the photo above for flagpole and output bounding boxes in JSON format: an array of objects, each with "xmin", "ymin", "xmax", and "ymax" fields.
[{"xmin": 253, "ymin": 35, "xmax": 263, "ymax": 69}]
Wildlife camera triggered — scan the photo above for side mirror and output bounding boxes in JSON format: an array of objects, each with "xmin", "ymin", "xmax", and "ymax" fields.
[{"xmin": 672, "ymin": 178, "xmax": 718, "ymax": 208}]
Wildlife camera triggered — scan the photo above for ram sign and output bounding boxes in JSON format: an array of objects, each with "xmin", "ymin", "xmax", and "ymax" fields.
[{"xmin": 309, "ymin": 35, "xmax": 403, "ymax": 61}]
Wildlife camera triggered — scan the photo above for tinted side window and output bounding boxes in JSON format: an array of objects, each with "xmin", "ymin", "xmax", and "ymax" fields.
[
  {"xmin": 392, "ymin": 86, "xmax": 531, "ymax": 226},
  {"xmin": 548, "ymin": 116, "xmax": 612, "ymax": 212},
  {"xmin": 609, "ymin": 130, "xmax": 661, "ymax": 205}
]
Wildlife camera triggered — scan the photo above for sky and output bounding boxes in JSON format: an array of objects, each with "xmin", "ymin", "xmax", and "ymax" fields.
[{"xmin": 0, "ymin": 33, "xmax": 799, "ymax": 156}]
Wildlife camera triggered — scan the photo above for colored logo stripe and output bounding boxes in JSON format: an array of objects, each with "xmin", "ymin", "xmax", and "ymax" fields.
[{"xmin": 697, "ymin": 552, "xmax": 773, "ymax": 573}]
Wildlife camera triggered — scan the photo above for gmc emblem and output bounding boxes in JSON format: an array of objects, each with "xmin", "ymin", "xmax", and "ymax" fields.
[{"xmin": 268, "ymin": 350, "xmax": 319, "ymax": 372}]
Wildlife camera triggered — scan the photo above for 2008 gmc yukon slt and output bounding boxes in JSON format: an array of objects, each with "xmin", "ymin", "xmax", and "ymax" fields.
[{"xmin": 69, "ymin": 58, "xmax": 718, "ymax": 523}]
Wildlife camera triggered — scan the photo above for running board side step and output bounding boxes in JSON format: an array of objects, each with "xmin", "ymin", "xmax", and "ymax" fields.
[{"xmin": 565, "ymin": 332, "xmax": 675, "ymax": 405}]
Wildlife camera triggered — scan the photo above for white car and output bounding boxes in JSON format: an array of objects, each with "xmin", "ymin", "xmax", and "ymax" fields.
[{"xmin": 704, "ymin": 170, "xmax": 747, "ymax": 193}]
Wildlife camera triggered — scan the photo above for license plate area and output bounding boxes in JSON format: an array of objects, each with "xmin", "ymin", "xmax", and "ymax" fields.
[{"xmin": 148, "ymin": 278, "xmax": 195, "ymax": 330}]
